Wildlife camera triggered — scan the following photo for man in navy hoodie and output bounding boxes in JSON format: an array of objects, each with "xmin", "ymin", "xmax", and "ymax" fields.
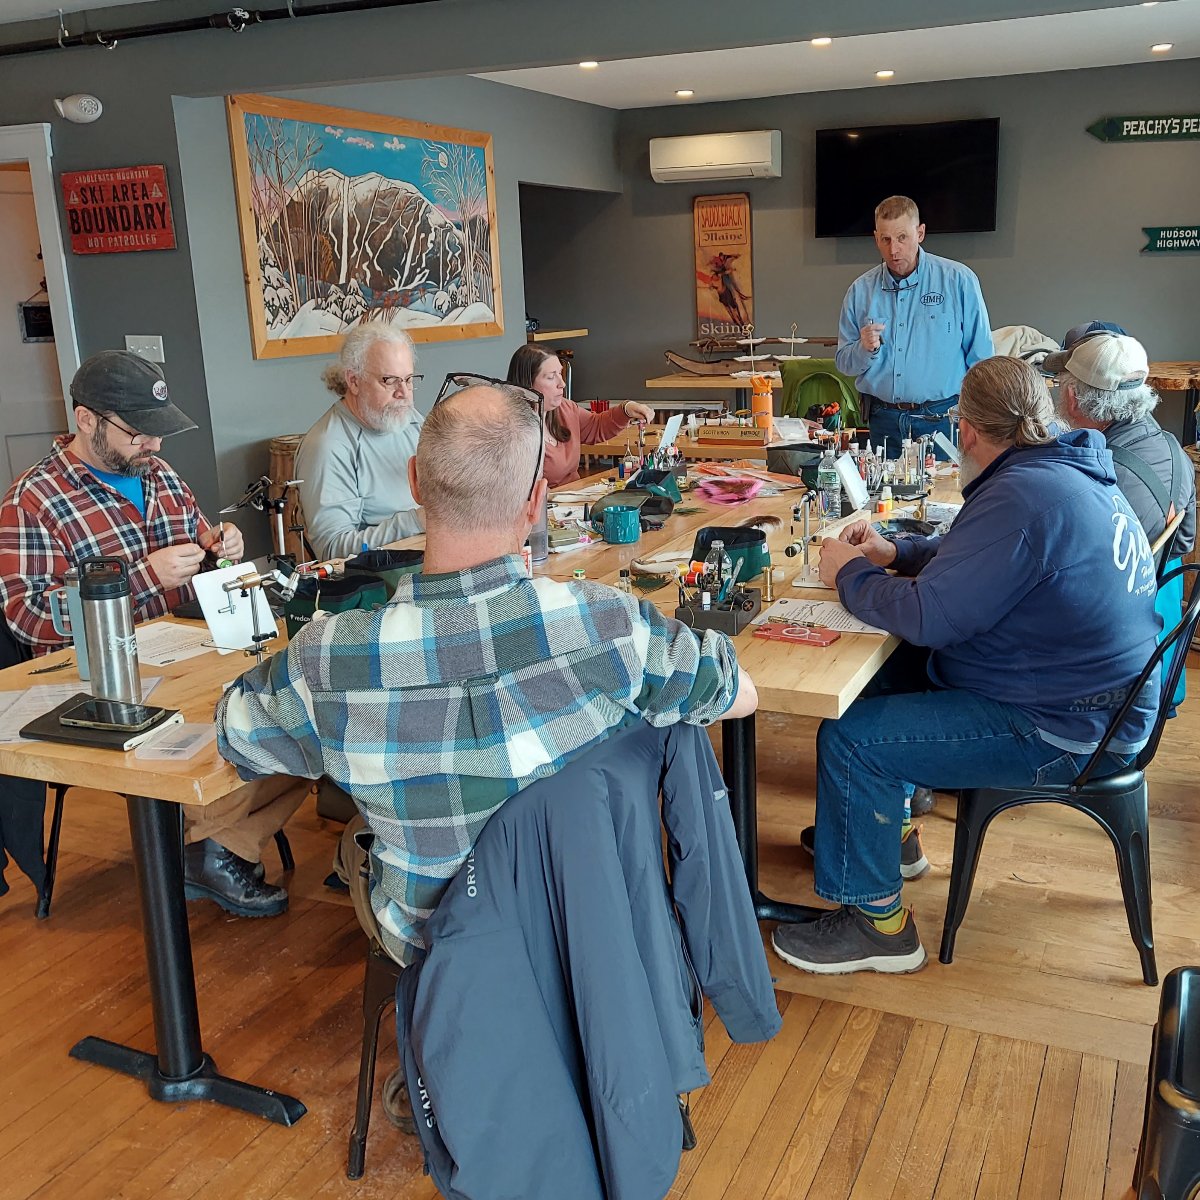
[{"xmin": 773, "ymin": 356, "xmax": 1161, "ymax": 976}]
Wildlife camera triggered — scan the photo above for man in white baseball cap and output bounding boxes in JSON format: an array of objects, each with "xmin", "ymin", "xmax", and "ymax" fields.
[{"xmin": 1047, "ymin": 330, "xmax": 1194, "ymax": 560}]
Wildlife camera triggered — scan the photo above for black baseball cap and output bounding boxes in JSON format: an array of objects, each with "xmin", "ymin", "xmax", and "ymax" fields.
[{"xmin": 69, "ymin": 350, "xmax": 197, "ymax": 437}]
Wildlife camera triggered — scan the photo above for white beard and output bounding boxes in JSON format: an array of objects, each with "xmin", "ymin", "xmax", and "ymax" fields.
[{"xmin": 959, "ymin": 451, "xmax": 982, "ymax": 489}]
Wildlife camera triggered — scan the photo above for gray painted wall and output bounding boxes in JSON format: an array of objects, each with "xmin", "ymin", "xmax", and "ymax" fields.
[
  {"xmin": 522, "ymin": 59, "xmax": 1200, "ymax": 435},
  {"xmin": 175, "ymin": 76, "xmax": 617, "ymax": 552}
]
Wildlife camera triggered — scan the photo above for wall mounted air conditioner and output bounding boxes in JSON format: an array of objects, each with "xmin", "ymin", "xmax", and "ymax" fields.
[{"xmin": 649, "ymin": 130, "xmax": 782, "ymax": 183}]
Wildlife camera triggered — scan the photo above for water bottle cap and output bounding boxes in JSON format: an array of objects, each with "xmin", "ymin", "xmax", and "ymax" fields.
[{"xmin": 78, "ymin": 556, "xmax": 130, "ymax": 600}]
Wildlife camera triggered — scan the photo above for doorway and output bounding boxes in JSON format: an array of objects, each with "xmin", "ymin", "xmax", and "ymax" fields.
[{"xmin": 0, "ymin": 124, "xmax": 79, "ymax": 496}]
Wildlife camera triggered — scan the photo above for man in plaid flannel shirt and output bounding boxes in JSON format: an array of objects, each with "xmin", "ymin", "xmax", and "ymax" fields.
[
  {"xmin": 0, "ymin": 351, "xmax": 303, "ymax": 917},
  {"xmin": 216, "ymin": 383, "xmax": 758, "ymax": 967}
]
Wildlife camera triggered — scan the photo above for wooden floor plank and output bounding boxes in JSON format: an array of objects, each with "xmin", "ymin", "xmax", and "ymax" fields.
[
  {"xmin": 974, "ymin": 1038, "xmax": 1047, "ymax": 1200},
  {"xmin": 804, "ymin": 1013, "xmax": 913, "ymax": 1200},
  {"xmin": 847, "ymin": 1021, "xmax": 946, "ymax": 1200},
  {"xmin": 1061, "ymin": 1054, "xmax": 1119, "ymax": 1200},
  {"xmin": 1104, "ymin": 1060, "xmax": 1148, "ymax": 1200},
  {"xmin": 680, "ymin": 992, "xmax": 813, "ymax": 1200},
  {"xmin": 889, "ymin": 1025, "xmax": 980, "ymax": 1200},
  {"xmin": 719, "ymin": 999, "xmax": 854, "ymax": 1200},
  {"xmin": 930, "ymin": 1035, "xmax": 1014, "ymax": 1200},
  {"xmin": 761, "ymin": 1007, "xmax": 883, "ymax": 1200},
  {"xmin": 1017, "ymin": 1046, "xmax": 1084, "ymax": 1200}
]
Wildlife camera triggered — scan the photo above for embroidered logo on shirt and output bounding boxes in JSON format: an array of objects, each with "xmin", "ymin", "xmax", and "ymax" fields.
[{"xmin": 920, "ymin": 292, "xmax": 944, "ymax": 306}]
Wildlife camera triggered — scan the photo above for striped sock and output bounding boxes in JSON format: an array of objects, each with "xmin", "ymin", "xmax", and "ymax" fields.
[{"xmin": 856, "ymin": 896, "xmax": 907, "ymax": 935}]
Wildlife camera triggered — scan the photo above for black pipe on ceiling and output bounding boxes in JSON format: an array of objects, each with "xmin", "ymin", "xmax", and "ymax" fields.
[{"xmin": 0, "ymin": 0, "xmax": 439, "ymax": 59}]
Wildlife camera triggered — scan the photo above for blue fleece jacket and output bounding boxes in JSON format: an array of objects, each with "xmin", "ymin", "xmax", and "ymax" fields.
[{"xmin": 836, "ymin": 429, "xmax": 1161, "ymax": 754}]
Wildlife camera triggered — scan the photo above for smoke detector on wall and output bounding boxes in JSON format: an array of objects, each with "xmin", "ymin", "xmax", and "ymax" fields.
[{"xmin": 54, "ymin": 94, "xmax": 103, "ymax": 124}]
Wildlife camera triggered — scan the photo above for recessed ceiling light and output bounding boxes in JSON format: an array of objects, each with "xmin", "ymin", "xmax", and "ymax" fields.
[
  {"xmin": 811, "ymin": 37, "xmax": 832, "ymax": 47},
  {"xmin": 1151, "ymin": 42, "xmax": 1173, "ymax": 53},
  {"xmin": 1142, "ymin": 2, "xmax": 1159, "ymax": 6},
  {"xmin": 675, "ymin": 89, "xmax": 695, "ymax": 98},
  {"xmin": 847, "ymin": 131, "xmax": 860, "ymax": 139},
  {"xmin": 876, "ymin": 69, "xmax": 895, "ymax": 79},
  {"xmin": 578, "ymin": 60, "xmax": 599, "ymax": 69}
]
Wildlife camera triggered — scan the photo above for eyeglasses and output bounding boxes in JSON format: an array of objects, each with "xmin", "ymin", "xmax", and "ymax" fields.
[
  {"xmin": 434, "ymin": 372, "xmax": 545, "ymax": 500},
  {"xmin": 378, "ymin": 373, "xmax": 423, "ymax": 392},
  {"xmin": 93, "ymin": 411, "xmax": 157, "ymax": 447}
]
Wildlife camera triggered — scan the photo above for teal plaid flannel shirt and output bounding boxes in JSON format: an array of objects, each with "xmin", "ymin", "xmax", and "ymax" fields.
[{"xmin": 215, "ymin": 555, "xmax": 740, "ymax": 964}]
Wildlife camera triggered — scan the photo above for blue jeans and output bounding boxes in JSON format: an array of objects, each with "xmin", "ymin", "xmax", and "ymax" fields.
[
  {"xmin": 866, "ymin": 396, "xmax": 956, "ymax": 459},
  {"xmin": 813, "ymin": 644, "xmax": 1130, "ymax": 905}
]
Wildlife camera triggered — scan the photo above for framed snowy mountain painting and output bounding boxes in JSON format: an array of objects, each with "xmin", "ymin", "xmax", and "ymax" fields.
[{"xmin": 226, "ymin": 93, "xmax": 504, "ymax": 359}]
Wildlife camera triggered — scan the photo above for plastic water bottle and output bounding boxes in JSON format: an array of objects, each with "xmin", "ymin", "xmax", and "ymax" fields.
[
  {"xmin": 703, "ymin": 540, "xmax": 733, "ymax": 593},
  {"xmin": 817, "ymin": 447, "xmax": 842, "ymax": 522}
]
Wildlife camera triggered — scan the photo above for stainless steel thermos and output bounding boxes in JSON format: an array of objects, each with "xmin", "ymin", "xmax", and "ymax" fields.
[{"xmin": 79, "ymin": 557, "xmax": 141, "ymax": 703}]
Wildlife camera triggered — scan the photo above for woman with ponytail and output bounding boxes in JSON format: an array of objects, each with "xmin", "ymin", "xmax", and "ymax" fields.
[
  {"xmin": 772, "ymin": 354, "xmax": 1162, "ymax": 978},
  {"xmin": 506, "ymin": 345, "xmax": 655, "ymax": 487}
]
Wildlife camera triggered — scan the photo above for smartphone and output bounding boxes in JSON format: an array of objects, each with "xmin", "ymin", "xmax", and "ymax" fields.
[{"xmin": 60, "ymin": 698, "xmax": 165, "ymax": 732}]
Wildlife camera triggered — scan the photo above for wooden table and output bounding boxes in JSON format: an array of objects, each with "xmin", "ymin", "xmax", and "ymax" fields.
[
  {"xmin": 646, "ymin": 372, "xmax": 783, "ymax": 391},
  {"xmin": 580, "ymin": 425, "xmax": 769, "ymax": 469},
  {"xmin": 1146, "ymin": 362, "xmax": 1200, "ymax": 446},
  {"xmin": 0, "ymin": 630, "xmax": 306, "ymax": 1126}
]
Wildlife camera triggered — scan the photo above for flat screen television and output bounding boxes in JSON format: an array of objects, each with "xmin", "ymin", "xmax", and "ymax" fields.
[{"xmin": 814, "ymin": 118, "xmax": 1000, "ymax": 237}]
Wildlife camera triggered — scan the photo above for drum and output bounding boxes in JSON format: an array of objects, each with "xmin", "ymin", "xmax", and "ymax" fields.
[{"xmin": 267, "ymin": 433, "xmax": 307, "ymax": 562}]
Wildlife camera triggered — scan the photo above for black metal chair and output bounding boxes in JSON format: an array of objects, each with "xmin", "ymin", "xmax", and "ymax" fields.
[
  {"xmin": 1135, "ymin": 966, "xmax": 1200, "ymax": 1199},
  {"xmin": 939, "ymin": 564, "xmax": 1200, "ymax": 986}
]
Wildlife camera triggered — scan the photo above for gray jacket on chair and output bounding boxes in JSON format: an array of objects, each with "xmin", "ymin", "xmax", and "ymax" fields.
[{"xmin": 396, "ymin": 720, "xmax": 781, "ymax": 1200}]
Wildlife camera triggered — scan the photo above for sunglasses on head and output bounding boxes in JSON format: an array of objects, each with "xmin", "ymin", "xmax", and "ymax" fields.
[{"xmin": 433, "ymin": 373, "xmax": 546, "ymax": 501}]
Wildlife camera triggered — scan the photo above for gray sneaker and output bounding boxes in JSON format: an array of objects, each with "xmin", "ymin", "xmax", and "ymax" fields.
[
  {"xmin": 772, "ymin": 906, "xmax": 927, "ymax": 975},
  {"xmin": 910, "ymin": 787, "xmax": 935, "ymax": 817},
  {"xmin": 799, "ymin": 824, "xmax": 929, "ymax": 880}
]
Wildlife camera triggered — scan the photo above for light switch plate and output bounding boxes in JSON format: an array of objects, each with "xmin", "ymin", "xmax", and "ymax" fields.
[{"xmin": 125, "ymin": 335, "xmax": 165, "ymax": 363}]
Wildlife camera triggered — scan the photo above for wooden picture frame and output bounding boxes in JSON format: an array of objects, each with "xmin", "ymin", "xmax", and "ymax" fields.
[{"xmin": 226, "ymin": 93, "xmax": 504, "ymax": 360}]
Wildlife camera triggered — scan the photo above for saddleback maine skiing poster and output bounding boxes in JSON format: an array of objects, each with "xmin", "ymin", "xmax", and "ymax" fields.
[{"xmin": 227, "ymin": 93, "xmax": 504, "ymax": 359}]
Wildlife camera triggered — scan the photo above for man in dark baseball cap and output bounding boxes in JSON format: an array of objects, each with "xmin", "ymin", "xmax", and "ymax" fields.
[
  {"xmin": 70, "ymin": 349, "xmax": 197, "ymax": 439},
  {"xmin": 0, "ymin": 349, "xmax": 303, "ymax": 917}
]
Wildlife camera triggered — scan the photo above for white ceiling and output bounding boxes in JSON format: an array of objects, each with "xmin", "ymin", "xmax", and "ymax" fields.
[{"xmin": 476, "ymin": 2, "xmax": 1200, "ymax": 109}]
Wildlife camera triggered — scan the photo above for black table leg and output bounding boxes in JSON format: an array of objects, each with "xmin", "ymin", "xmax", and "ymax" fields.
[
  {"xmin": 69, "ymin": 794, "xmax": 306, "ymax": 1126},
  {"xmin": 722, "ymin": 715, "xmax": 823, "ymax": 924}
]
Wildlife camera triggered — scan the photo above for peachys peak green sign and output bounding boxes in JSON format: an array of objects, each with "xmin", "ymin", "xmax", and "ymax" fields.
[{"xmin": 1088, "ymin": 115, "xmax": 1200, "ymax": 142}]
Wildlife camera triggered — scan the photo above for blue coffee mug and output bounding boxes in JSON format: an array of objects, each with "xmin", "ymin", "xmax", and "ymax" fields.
[{"xmin": 597, "ymin": 505, "xmax": 641, "ymax": 544}]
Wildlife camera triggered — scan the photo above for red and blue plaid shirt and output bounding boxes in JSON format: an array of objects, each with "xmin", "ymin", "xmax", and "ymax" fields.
[{"xmin": 0, "ymin": 435, "xmax": 213, "ymax": 655}]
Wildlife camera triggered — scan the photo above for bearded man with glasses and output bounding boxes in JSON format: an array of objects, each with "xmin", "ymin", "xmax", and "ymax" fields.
[
  {"xmin": 0, "ymin": 350, "xmax": 303, "ymax": 917},
  {"xmin": 296, "ymin": 324, "xmax": 427, "ymax": 559}
]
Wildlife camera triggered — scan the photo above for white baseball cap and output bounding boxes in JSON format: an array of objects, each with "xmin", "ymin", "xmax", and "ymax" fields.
[{"xmin": 1044, "ymin": 333, "xmax": 1149, "ymax": 392}]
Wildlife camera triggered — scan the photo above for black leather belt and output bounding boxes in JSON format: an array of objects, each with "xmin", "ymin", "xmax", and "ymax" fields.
[{"xmin": 870, "ymin": 398, "xmax": 942, "ymax": 412}]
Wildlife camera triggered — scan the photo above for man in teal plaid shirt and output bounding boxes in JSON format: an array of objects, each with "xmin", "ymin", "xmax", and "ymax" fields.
[{"xmin": 216, "ymin": 380, "xmax": 756, "ymax": 966}]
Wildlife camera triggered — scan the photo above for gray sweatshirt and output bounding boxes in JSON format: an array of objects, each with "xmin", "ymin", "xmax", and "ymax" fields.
[{"xmin": 295, "ymin": 400, "xmax": 424, "ymax": 559}]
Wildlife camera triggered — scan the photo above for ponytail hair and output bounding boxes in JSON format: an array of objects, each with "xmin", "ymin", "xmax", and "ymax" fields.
[{"xmin": 959, "ymin": 357, "xmax": 1056, "ymax": 448}]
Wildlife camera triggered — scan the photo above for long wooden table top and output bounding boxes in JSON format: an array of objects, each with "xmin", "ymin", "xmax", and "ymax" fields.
[
  {"xmin": 0, "ymin": 625, "xmax": 270, "ymax": 805},
  {"xmin": 646, "ymin": 373, "xmax": 783, "ymax": 390},
  {"xmin": 393, "ymin": 469, "xmax": 963, "ymax": 719},
  {"xmin": 581, "ymin": 426, "xmax": 769, "ymax": 462}
]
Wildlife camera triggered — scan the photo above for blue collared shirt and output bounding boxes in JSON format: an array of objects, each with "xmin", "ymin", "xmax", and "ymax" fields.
[{"xmin": 835, "ymin": 248, "xmax": 993, "ymax": 405}]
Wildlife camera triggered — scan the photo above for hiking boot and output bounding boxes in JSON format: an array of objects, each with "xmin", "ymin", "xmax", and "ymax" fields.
[
  {"xmin": 910, "ymin": 787, "xmax": 935, "ymax": 817},
  {"xmin": 900, "ymin": 825, "xmax": 930, "ymax": 880},
  {"xmin": 382, "ymin": 1068, "xmax": 417, "ymax": 1135},
  {"xmin": 184, "ymin": 838, "xmax": 288, "ymax": 918},
  {"xmin": 772, "ymin": 906, "xmax": 927, "ymax": 975},
  {"xmin": 800, "ymin": 824, "xmax": 929, "ymax": 880}
]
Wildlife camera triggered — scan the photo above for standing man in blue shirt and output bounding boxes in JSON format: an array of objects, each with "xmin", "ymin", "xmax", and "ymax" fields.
[{"xmin": 836, "ymin": 195, "xmax": 994, "ymax": 457}]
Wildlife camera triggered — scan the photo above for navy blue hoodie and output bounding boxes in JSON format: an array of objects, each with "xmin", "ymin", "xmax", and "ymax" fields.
[{"xmin": 837, "ymin": 429, "xmax": 1161, "ymax": 754}]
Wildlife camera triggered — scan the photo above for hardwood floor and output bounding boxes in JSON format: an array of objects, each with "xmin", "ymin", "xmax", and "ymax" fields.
[{"xmin": 1, "ymin": 669, "xmax": 1195, "ymax": 1198}]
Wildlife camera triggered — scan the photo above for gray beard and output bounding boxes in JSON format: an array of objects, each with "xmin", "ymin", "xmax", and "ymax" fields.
[{"xmin": 959, "ymin": 451, "xmax": 981, "ymax": 489}]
